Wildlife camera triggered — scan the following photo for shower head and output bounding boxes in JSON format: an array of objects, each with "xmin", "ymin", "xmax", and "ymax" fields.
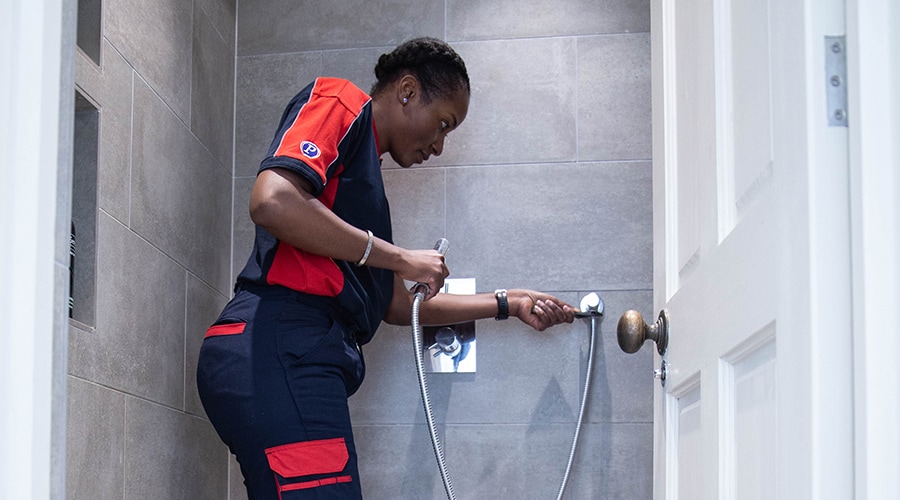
[{"xmin": 575, "ymin": 292, "xmax": 604, "ymax": 318}]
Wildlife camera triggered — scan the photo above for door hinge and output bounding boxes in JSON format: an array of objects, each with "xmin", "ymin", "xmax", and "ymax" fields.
[{"xmin": 825, "ymin": 35, "xmax": 848, "ymax": 127}]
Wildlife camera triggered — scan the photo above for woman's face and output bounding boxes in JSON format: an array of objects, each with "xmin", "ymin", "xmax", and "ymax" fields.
[{"xmin": 388, "ymin": 87, "xmax": 469, "ymax": 168}]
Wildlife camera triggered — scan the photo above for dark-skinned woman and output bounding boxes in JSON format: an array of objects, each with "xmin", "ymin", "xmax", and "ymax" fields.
[{"xmin": 197, "ymin": 37, "xmax": 576, "ymax": 500}]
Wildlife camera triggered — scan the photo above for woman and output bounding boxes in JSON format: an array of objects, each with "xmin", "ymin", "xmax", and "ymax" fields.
[{"xmin": 197, "ymin": 37, "xmax": 576, "ymax": 499}]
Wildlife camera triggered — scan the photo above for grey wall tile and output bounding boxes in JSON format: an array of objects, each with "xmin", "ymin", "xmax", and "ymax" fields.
[
  {"xmin": 75, "ymin": 42, "xmax": 134, "ymax": 224},
  {"xmin": 445, "ymin": 162, "xmax": 653, "ymax": 292},
  {"xmin": 105, "ymin": 0, "xmax": 193, "ymax": 121},
  {"xmin": 69, "ymin": 214, "xmax": 186, "ymax": 407},
  {"xmin": 234, "ymin": 52, "xmax": 324, "ymax": 177},
  {"xmin": 321, "ymin": 47, "xmax": 387, "ymax": 97},
  {"xmin": 442, "ymin": 424, "xmax": 577, "ymax": 499},
  {"xmin": 564, "ymin": 423, "xmax": 654, "ymax": 499},
  {"xmin": 196, "ymin": 0, "xmax": 236, "ymax": 49},
  {"xmin": 192, "ymin": 5, "xmax": 236, "ymax": 169},
  {"xmin": 66, "ymin": 377, "xmax": 125, "ymax": 500},
  {"xmin": 349, "ymin": 293, "xmax": 582, "ymax": 426},
  {"xmin": 436, "ymin": 39, "xmax": 578, "ymax": 166},
  {"xmin": 349, "ymin": 323, "xmax": 429, "ymax": 425},
  {"xmin": 232, "ymin": 177, "xmax": 256, "ymax": 284},
  {"xmin": 434, "ymin": 316, "xmax": 582, "ymax": 424},
  {"xmin": 381, "ymin": 167, "xmax": 446, "ymax": 252},
  {"xmin": 583, "ymin": 290, "xmax": 654, "ymax": 424},
  {"xmin": 358, "ymin": 422, "xmax": 652, "ymax": 499},
  {"xmin": 353, "ymin": 423, "xmax": 448, "ymax": 499},
  {"xmin": 447, "ymin": 423, "xmax": 650, "ymax": 499},
  {"xmin": 185, "ymin": 274, "xmax": 230, "ymax": 417},
  {"xmin": 578, "ymin": 34, "xmax": 652, "ymax": 161},
  {"xmin": 124, "ymin": 397, "xmax": 228, "ymax": 500},
  {"xmin": 131, "ymin": 78, "xmax": 232, "ymax": 295},
  {"xmin": 447, "ymin": 0, "xmax": 651, "ymax": 41},
  {"xmin": 237, "ymin": 0, "xmax": 444, "ymax": 56}
]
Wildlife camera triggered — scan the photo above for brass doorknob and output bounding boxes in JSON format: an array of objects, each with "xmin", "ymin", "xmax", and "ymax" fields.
[{"xmin": 616, "ymin": 309, "xmax": 669, "ymax": 356}]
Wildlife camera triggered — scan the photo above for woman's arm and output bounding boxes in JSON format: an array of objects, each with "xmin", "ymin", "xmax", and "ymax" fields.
[
  {"xmin": 383, "ymin": 275, "xmax": 576, "ymax": 331},
  {"xmin": 250, "ymin": 167, "xmax": 448, "ymax": 298}
]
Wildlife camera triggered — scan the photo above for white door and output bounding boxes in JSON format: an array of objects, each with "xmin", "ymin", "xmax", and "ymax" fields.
[{"xmin": 648, "ymin": 0, "xmax": 853, "ymax": 498}]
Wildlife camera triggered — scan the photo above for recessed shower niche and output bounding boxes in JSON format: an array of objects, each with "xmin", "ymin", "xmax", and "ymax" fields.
[
  {"xmin": 70, "ymin": 91, "xmax": 98, "ymax": 329},
  {"xmin": 76, "ymin": 0, "xmax": 101, "ymax": 65}
]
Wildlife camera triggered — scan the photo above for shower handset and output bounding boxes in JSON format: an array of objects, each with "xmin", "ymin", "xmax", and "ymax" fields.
[
  {"xmin": 411, "ymin": 238, "xmax": 450, "ymax": 297},
  {"xmin": 411, "ymin": 237, "xmax": 457, "ymax": 500}
]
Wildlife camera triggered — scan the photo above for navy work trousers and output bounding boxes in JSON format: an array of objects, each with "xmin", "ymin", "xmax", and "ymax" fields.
[{"xmin": 197, "ymin": 286, "xmax": 366, "ymax": 499}]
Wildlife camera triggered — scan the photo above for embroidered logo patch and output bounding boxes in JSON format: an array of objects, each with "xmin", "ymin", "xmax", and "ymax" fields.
[{"xmin": 300, "ymin": 141, "xmax": 321, "ymax": 159}]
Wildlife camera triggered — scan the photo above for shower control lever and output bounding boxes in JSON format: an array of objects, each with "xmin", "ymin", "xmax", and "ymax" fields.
[{"xmin": 616, "ymin": 309, "xmax": 669, "ymax": 356}]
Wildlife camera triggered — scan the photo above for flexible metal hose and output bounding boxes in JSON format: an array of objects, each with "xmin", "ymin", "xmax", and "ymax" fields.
[
  {"xmin": 412, "ymin": 289, "xmax": 457, "ymax": 500},
  {"xmin": 412, "ymin": 267, "xmax": 598, "ymax": 500},
  {"xmin": 555, "ymin": 314, "xmax": 598, "ymax": 500}
]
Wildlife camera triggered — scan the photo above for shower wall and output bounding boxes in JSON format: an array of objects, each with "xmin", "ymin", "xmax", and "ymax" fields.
[
  {"xmin": 232, "ymin": 0, "xmax": 654, "ymax": 499},
  {"xmin": 67, "ymin": 0, "xmax": 236, "ymax": 498}
]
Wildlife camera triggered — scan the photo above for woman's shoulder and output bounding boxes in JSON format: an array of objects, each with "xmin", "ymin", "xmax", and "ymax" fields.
[{"xmin": 312, "ymin": 77, "xmax": 371, "ymax": 105}]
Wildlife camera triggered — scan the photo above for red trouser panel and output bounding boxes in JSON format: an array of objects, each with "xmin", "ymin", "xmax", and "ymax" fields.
[{"xmin": 265, "ymin": 438, "xmax": 352, "ymax": 494}]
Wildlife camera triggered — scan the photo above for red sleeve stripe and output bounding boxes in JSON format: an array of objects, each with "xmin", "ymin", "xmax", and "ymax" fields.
[{"xmin": 273, "ymin": 78, "xmax": 371, "ymax": 185}]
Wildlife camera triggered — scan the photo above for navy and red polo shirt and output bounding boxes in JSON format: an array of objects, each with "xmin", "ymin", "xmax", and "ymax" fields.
[{"xmin": 235, "ymin": 78, "xmax": 394, "ymax": 343}]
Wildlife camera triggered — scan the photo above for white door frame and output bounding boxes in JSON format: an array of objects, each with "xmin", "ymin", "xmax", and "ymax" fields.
[
  {"xmin": 651, "ymin": 0, "xmax": 899, "ymax": 498},
  {"xmin": 0, "ymin": 1, "xmax": 75, "ymax": 499},
  {"xmin": 847, "ymin": 1, "xmax": 900, "ymax": 498}
]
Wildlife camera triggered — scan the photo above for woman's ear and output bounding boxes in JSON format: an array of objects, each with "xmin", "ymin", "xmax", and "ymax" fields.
[{"xmin": 397, "ymin": 74, "xmax": 419, "ymax": 105}]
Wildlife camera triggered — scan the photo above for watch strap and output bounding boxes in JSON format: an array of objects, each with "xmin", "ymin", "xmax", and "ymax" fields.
[{"xmin": 494, "ymin": 289, "xmax": 509, "ymax": 320}]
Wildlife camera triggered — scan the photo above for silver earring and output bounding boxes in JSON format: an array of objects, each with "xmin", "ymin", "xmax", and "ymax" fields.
[{"xmin": 402, "ymin": 97, "xmax": 408, "ymax": 104}]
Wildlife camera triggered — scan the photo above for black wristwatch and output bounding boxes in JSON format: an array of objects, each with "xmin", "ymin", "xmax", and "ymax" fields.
[{"xmin": 494, "ymin": 289, "xmax": 509, "ymax": 320}]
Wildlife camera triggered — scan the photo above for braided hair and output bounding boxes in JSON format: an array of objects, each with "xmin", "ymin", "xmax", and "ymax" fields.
[{"xmin": 371, "ymin": 37, "xmax": 470, "ymax": 103}]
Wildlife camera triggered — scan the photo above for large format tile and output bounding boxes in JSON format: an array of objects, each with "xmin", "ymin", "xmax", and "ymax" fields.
[
  {"xmin": 582, "ymin": 290, "xmax": 654, "ymax": 424},
  {"xmin": 445, "ymin": 162, "xmax": 653, "ymax": 291},
  {"xmin": 192, "ymin": 4, "xmax": 236, "ymax": 169},
  {"xmin": 322, "ymin": 46, "xmax": 388, "ymax": 97},
  {"xmin": 350, "ymin": 289, "xmax": 652, "ymax": 427},
  {"xmin": 131, "ymin": 78, "xmax": 232, "ymax": 295},
  {"xmin": 74, "ymin": 41, "xmax": 133, "ymax": 224},
  {"xmin": 349, "ymin": 293, "xmax": 581, "ymax": 426},
  {"xmin": 237, "ymin": 0, "xmax": 444, "ymax": 56},
  {"xmin": 234, "ymin": 52, "xmax": 324, "ymax": 177},
  {"xmin": 578, "ymin": 34, "xmax": 652, "ymax": 161},
  {"xmin": 231, "ymin": 176, "xmax": 256, "ymax": 284},
  {"xmin": 436, "ymin": 39, "xmax": 578, "ymax": 166},
  {"xmin": 563, "ymin": 422, "xmax": 654, "ymax": 499},
  {"xmin": 348, "ymin": 322, "xmax": 431, "ymax": 426},
  {"xmin": 66, "ymin": 377, "xmax": 126, "ymax": 500},
  {"xmin": 355, "ymin": 422, "xmax": 651, "ymax": 499},
  {"xmin": 196, "ymin": 0, "xmax": 236, "ymax": 50},
  {"xmin": 124, "ymin": 397, "xmax": 228, "ymax": 500},
  {"xmin": 448, "ymin": 422, "xmax": 652, "ymax": 499},
  {"xmin": 447, "ymin": 0, "xmax": 650, "ymax": 41},
  {"xmin": 353, "ymin": 423, "xmax": 450, "ymax": 499},
  {"xmin": 381, "ymin": 167, "xmax": 446, "ymax": 253},
  {"xmin": 427, "ymin": 304, "xmax": 583, "ymax": 424},
  {"xmin": 105, "ymin": 0, "xmax": 193, "ymax": 121},
  {"xmin": 68, "ymin": 213, "xmax": 186, "ymax": 408},
  {"xmin": 442, "ymin": 424, "xmax": 576, "ymax": 500}
]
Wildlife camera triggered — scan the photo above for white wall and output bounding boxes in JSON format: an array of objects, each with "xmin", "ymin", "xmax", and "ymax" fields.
[{"xmin": 0, "ymin": 1, "xmax": 69, "ymax": 499}]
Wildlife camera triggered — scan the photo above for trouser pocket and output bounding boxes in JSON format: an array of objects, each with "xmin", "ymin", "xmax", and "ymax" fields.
[{"xmin": 265, "ymin": 438, "xmax": 353, "ymax": 496}]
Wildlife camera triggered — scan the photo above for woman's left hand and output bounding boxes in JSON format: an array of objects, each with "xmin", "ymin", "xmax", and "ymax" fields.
[{"xmin": 509, "ymin": 289, "xmax": 576, "ymax": 331}]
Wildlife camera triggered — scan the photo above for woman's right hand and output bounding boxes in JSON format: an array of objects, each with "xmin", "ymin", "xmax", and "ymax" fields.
[{"xmin": 396, "ymin": 248, "xmax": 449, "ymax": 300}]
